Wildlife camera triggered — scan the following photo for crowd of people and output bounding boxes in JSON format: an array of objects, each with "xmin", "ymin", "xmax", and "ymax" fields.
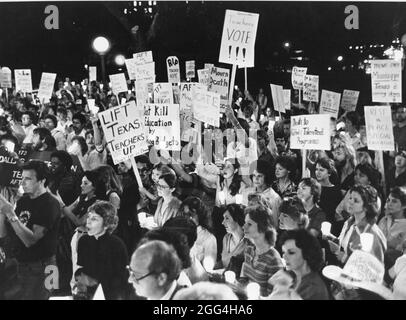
[{"xmin": 0, "ymin": 77, "xmax": 406, "ymax": 300}]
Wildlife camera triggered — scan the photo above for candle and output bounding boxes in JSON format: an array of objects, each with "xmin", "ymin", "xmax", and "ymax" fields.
[
  {"xmin": 246, "ymin": 282, "xmax": 260, "ymax": 300},
  {"xmin": 203, "ymin": 256, "xmax": 215, "ymax": 272},
  {"xmin": 360, "ymin": 233, "xmax": 373, "ymax": 252},
  {"xmin": 224, "ymin": 271, "xmax": 236, "ymax": 284},
  {"xmin": 235, "ymin": 194, "xmax": 243, "ymax": 205},
  {"xmin": 138, "ymin": 212, "xmax": 146, "ymax": 224},
  {"xmin": 218, "ymin": 191, "xmax": 226, "ymax": 204},
  {"xmin": 321, "ymin": 222, "xmax": 332, "ymax": 236}
]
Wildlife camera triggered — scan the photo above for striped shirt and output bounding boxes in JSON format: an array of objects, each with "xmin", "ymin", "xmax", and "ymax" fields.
[{"xmin": 240, "ymin": 245, "xmax": 283, "ymax": 296}]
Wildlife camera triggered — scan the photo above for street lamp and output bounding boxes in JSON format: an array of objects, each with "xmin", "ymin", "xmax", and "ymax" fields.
[
  {"xmin": 92, "ymin": 36, "xmax": 111, "ymax": 82},
  {"xmin": 337, "ymin": 55, "xmax": 343, "ymax": 62},
  {"xmin": 115, "ymin": 54, "xmax": 125, "ymax": 66},
  {"xmin": 284, "ymin": 42, "xmax": 290, "ymax": 48}
]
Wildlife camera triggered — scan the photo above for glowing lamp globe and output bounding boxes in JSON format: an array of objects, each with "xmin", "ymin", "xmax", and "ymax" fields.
[{"xmin": 92, "ymin": 36, "xmax": 110, "ymax": 55}]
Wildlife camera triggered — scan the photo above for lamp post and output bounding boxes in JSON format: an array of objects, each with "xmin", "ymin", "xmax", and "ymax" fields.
[{"xmin": 92, "ymin": 36, "xmax": 110, "ymax": 82}]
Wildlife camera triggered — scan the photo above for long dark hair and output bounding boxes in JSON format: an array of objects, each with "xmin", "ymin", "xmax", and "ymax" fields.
[{"xmin": 220, "ymin": 158, "xmax": 242, "ymax": 196}]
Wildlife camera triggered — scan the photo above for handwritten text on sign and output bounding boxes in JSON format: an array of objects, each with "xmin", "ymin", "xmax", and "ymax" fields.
[
  {"xmin": 0, "ymin": 67, "xmax": 12, "ymax": 88},
  {"xmin": 166, "ymin": 56, "xmax": 181, "ymax": 83},
  {"xmin": 208, "ymin": 67, "xmax": 230, "ymax": 112},
  {"xmin": 14, "ymin": 69, "xmax": 33, "ymax": 93},
  {"xmin": 364, "ymin": 106, "xmax": 394, "ymax": 151},
  {"xmin": 135, "ymin": 62, "xmax": 155, "ymax": 82},
  {"xmin": 291, "ymin": 67, "xmax": 307, "ymax": 90},
  {"xmin": 144, "ymin": 103, "xmax": 181, "ymax": 151},
  {"xmin": 134, "ymin": 51, "xmax": 153, "ymax": 65},
  {"xmin": 290, "ymin": 114, "xmax": 331, "ymax": 150},
  {"xmin": 371, "ymin": 60, "xmax": 402, "ymax": 103},
  {"xmin": 180, "ymin": 82, "xmax": 195, "ymax": 111},
  {"xmin": 153, "ymin": 83, "xmax": 174, "ymax": 104},
  {"xmin": 319, "ymin": 90, "xmax": 341, "ymax": 118},
  {"xmin": 340, "ymin": 89, "xmax": 360, "ymax": 112},
  {"xmin": 303, "ymin": 75, "xmax": 319, "ymax": 102},
  {"xmin": 186, "ymin": 60, "xmax": 195, "ymax": 79},
  {"xmin": 192, "ymin": 87, "xmax": 221, "ymax": 127},
  {"xmin": 198, "ymin": 69, "xmax": 211, "ymax": 88},
  {"xmin": 109, "ymin": 73, "xmax": 128, "ymax": 95},
  {"xmin": 219, "ymin": 10, "xmax": 259, "ymax": 67},
  {"xmin": 98, "ymin": 101, "xmax": 148, "ymax": 164},
  {"xmin": 38, "ymin": 72, "xmax": 56, "ymax": 101}
]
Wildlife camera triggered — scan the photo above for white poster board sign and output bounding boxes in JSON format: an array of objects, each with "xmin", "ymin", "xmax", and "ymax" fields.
[
  {"xmin": 320, "ymin": 90, "xmax": 341, "ymax": 118},
  {"xmin": 291, "ymin": 67, "xmax": 307, "ymax": 90},
  {"xmin": 98, "ymin": 100, "xmax": 149, "ymax": 164},
  {"xmin": 89, "ymin": 66, "xmax": 97, "ymax": 82},
  {"xmin": 144, "ymin": 103, "xmax": 181, "ymax": 150},
  {"xmin": 371, "ymin": 60, "xmax": 402, "ymax": 103},
  {"xmin": 270, "ymin": 84, "xmax": 285, "ymax": 113},
  {"xmin": 0, "ymin": 67, "xmax": 12, "ymax": 88},
  {"xmin": 38, "ymin": 72, "xmax": 56, "ymax": 101},
  {"xmin": 185, "ymin": 60, "xmax": 195, "ymax": 79},
  {"xmin": 219, "ymin": 10, "xmax": 259, "ymax": 67},
  {"xmin": 180, "ymin": 82, "xmax": 195, "ymax": 111},
  {"xmin": 192, "ymin": 86, "xmax": 221, "ymax": 127},
  {"xmin": 166, "ymin": 56, "xmax": 181, "ymax": 83},
  {"xmin": 133, "ymin": 51, "xmax": 153, "ymax": 65},
  {"xmin": 204, "ymin": 63, "xmax": 214, "ymax": 73},
  {"xmin": 135, "ymin": 62, "xmax": 155, "ymax": 82},
  {"xmin": 135, "ymin": 81, "xmax": 153, "ymax": 108},
  {"xmin": 290, "ymin": 114, "xmax": 331, "ymax": 150},
  {"xmin": 364, "ymin": 105, "xmax": 395, "ymax": 151},
  {"xmin": 303, "ymin": 75, "xmax": 319, "ymax": 102},
  {"xmin": 197, "ymin": 69, "xmax": 211, "ymax": 88},
  {"xmin": 125, "ymin": 58, "xmax": 137, "ymax": 80},
  {"xmin": 340, "ymin": 89, "xmax": 360, "ymax": 112},
  {"xmin": 153, "ymin": 83, "xmax": 174, "ymax": 104},
  {"xmin": 208, "ymin": 66, "xmax": 230, "ymax": 112},
  {"xmin": 283, "ymin": 89, "xmax": 291, "ymax": 110},
  {"xmin": 14, "ymin": 69, "xmax": 33, "ymax": 93},
  {"xmin": 109, "ymin": 73, "xmax": 128, "ymax": 95}
]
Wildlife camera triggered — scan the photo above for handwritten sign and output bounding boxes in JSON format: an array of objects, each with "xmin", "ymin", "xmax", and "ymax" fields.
[
  {"xmin": 135, "ymin": 62, "xmax": 155, "ymax": 82},
  {"xmin": 166, "ymin": 56, "xmax": 181, "ymax": 83},
  {"xmin": 270, "ymin": 84, "xmax": 285, "ymax": 113},
  {"xmin": 219, "ymin": 10, "xmax": 259, "ymax": 67},
  {"xmin": 89, "ymin": 66, "xmax": 97, "ymax": 82},
  {"xmin": 303, "ymin": 75, "xmax": 319, "ymax": 102},
  {"xmin": 204, "ymin": 63, "xmax": 214, "ymax": 73},
  {"xmin": 364, "ymin": 106, "xmax": 394, "ymax": 151},
  {"xmin": 371, "ymin": 60, "xmax": 402, "ymax": 103},
  {"xmin": 38, "ymin": 72, "xmax": 56, "ymax": 101},
  {"xmin": 134, "ymin": 51, "xmax": 153, "ymax": 65},
  {"xmin": 290, "ymin": 114, "xmax": 331, "ymax": 150},
  {"xmin": 180, "ymin": 82, "xmax": 195, "ymax": 111},
  {"xmin": 320, "ymin": 90, "xmax": 341, "ymax": 118},
  {"xmin": 208, "ymin": 67, "xmax": 230, "ymax": 112},
  {"xmin": 144, "ymin": 103, "xmax": 181, "ymax": 151},
  {"xmin": 186, "ymin": 60, "xmax": 196, "ymax": 79},
  {"xmin": 192, "ymin": 86, "xmax": 221, "ymax": 127},
  {"xmin": 98, "ymin": 101, "xmax": 148, "ymax": 164},
  {"xmin": 14, "ymin": 69, "xmax": 32, "ymax": 93},
  {"xmin": 135, "ymin": 80, "xmax": 153, "ymax": 108},
  {"xmin": 125, "ymin": 58, "xmax": 137, "ymax": 80},
  {"xmin": 340, "ymin": 89, "xmax": 360, "ymax": 112},
  {"xmin": 109, "ymin": 73, "xmax": 128, "ymax": 95},
  {"xmin": 0, "ymin": 67, "xmax": 12, "ymax": 88},
  {"xmin": 291, "ymin": 67, "xmax": 307, "ymax": 90},
  {"xmin": 153, "ymin": 83, "xmax": 174, "ymax": 104},
  {"xmin": 197, "ymin": 69, "xmax": 211, "ymax": 88},
  {"xmin": 283, "ymin": 89, "xmax": 291, "ymax": 110}
]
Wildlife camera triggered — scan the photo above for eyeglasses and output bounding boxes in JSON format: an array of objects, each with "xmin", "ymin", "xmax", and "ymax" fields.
[{"xmin": 127, "ymin": 265, "xmax": 155, "ymax": 283}]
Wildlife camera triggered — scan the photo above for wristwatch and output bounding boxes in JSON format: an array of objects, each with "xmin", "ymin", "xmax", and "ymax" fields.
[{"xmin": 8, "ymin": 216, "xmax": 19, "ymax": 223}]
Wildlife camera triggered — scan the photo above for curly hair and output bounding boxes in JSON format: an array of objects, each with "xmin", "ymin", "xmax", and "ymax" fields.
[
  {"xmin": 279, "ymin": 196, "xmax": 309, "ymax": 229},
  {"xmin": 349, "ymin": 184, "xmax": 379, "ymax": 224},
  {"xmin": 280, "ymin": 229, "xmax": 324, "ymax": 272},
  {"xmin": 298, "ymin": 178, "xmax": 322, "ymax": 204},
  {"xmin": 87, "ymin": 200, "xmax": 118, "ymax": 234},
  {"xmin": 222, "ymin": 203, "xmax": 245, "ymax": 227},
  {"xmin": 245, "ymin": 205, "xmax": 277, "ymax": 246}
]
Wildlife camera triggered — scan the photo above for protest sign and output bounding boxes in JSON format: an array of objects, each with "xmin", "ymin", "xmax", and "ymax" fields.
[
  {"xmin": 98, "ymin": 101, "xmax": 148, "ymax": 164},
  {"xmin": 144, "ymin": 103, "xmax": 181, "ymax": 151},
  {"xmin": 291, "ymin": 67, "xmax": 307, "ymax": 90},
  {"xmin": 135, "ymin": 80, "xmax": 153, "ymax": 108},
  {"xmin": 0, "ymin": 67, "xmax": 12, "ymax": 88},
  {"xmin": 197, "ymin": 69, "xmax": 211, "ymax": 88},
  {"xmin": 283, "ymin": 89, "xmax": 291, "ymax": 110},
  {"xmin": 172, "ymin": 84, "xmax": 180, "ymax": 105},
  {"xmin": 319, "ymin": 90, "xmax": 341, "ymax": 118},
  {"xmin": 89, "ymin": 66, "xmax": 97, "ymax": 82},
  {"xmin": 364, "ymin": 105, "xmax": 394, "ymax": 151},
  {"xmin": 219, "ymin": 10, "xmax": 259, "ymax": 67},
  {"xmin": 371, "ymin": 60, "xmax": 402, "ymax": 103},
  {"xmin": 109, "ymin": 73, "xmax": 128, "ymax": 95},
  {"xmin": 37, "ymin": 72, "xmax": 56, "ymax": 101},
  {"xmin": 14, "ymin": 69, "xmax": 33, "ymax": 93},
  {"xmin": 135, "ymin": 62, "xmax": 155, "ymax": 82},
  {"xmin": 290, "ymin": 114, "xmax": 331, "ymax": 150},
  {"xmin": 166, "ymin": 56, "xmax": 181, "ymax": 83},
  {"xmin": 208, "ymin": 67, "xmax": 230, "ymax": 112},
  {"xmin": 134, "ymin": 51, "xmax": 153, "ymax": 65},
  {"xmin": 125, "ymin": 58, "xmax": 137, "ymax": 80},
  {"xmin": 192, "ymin": 86, "xmax": 221, "ymax": 127},
  {"xmin": 204, "ymin": 63, "xmax": 214, "ymax": 73},
  {"xmin": 340, "ymin": 89, "xmax": 360, "ymax": 112},
  {"xmin": 153, "ymin": 83, "xmax": 174, "ymax": 104},
  {"xmin": 180, "ymin": 82, "xmax": 195, "ymax": 111},
  {"xmin": 186, "ymin": 60, "xmax": 195, "ymax": 79},
  {"xmin": 270, "ymin": 84, "xmax": 285, "ymax": 113},
  {"xmin": 303, "ymin": 75, "xmax": 319, "ymax": 102}
]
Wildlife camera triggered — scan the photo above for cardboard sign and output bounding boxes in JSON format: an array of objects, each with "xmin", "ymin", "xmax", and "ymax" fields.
[
  {"xmin": 364, "ymin": 106, "xmax": 394, "ymax": 151},
  {"xmin": 144, "ymin": 103, "xmax": 181, "ymax": 151},
  {"xmin": 283, "ymin": 89, "xmax": 291, "ymax": 110},
  {"xmin": 291, "ymin": 67, "xmax": 308, "ymax": 90},
  {"xmin": 340, "ymin": 89, "xmax": 360, "ymax": 112},
  {"xmin": 135, "ymin": 62, "xmax": 155, "ymax": 82},
  {"xmin": 37, "ymin": 72, "xmax": 56, "ymax": 101},
  {"xmin": 319, "ymin": 90, "xmax": 341, "ymax": 118},
  {"xmin": 219, "ymin": 10, "xmax": 259, "ymax": 67},
  {"xmin": 14, "ymin": 69, "xmax": 33, "ymax": 93},
  {"xmin": 134, "ymin": 51, "xmax": 153, "ymax": 65},
  {"xmin": 153, "ymin": 83, "xmax": 174, "ymax": 104},
  {"xmin": 270, "ymin": 84, "xmax": 285, "ymax": 113},
  {"xmin": 197, "ymin": 69, "xmax": 211, "ymax": 88},
  {"xmin": 180, "ymin": 108, "xmax": 197, "ymax": 143},
  {"xmin": 192, "ymin": 86, "xmax": 221, "ymax": 127},
  {"xmin": 371, "ymin": 60, "xmax": 402, "ymax": 103},
  {"xmin": 109, "ymin": 73, "xmax": 128, "ymax": 95},
  {"xmin": 290, "ymin": 114, "xmax": 331, "ymax": 150},
  {"xmin": 166, "ymin": 56, "xmax": 181, "ymax": 83},
  {"xmin": 208, "ymin": 67, "xmax": 230, "ymax": 112},
  {"xmin": 185, "ymin": 60, "xmax": 196, "ymax": 79},
  {"xmin": 303, "ymin": 75, "xmax": 319, "ymax": 102},
  {"xmin": 98, "ymin": 101, "xmax": 148, "ymax": 164},
  {"xmin": 125, "ymin": 58, "xmax": 137, "ymax": 80},
  {"xmin": 180, "ymin": 82, "xmax": 195, "ymax": 111},
  {"xmin": 89, "ymin": 66, "xmax": 97, "ymax": 82},
  {"xmin": 0, "ymin": 67, "xmax": 12, "ymax": 88}
]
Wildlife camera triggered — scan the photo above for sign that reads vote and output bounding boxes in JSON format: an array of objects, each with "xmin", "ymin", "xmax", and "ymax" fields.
[
  {"xmin": 109, "ymin": 73, "xmax": 128, "ymax": 95},
  {"xmin": 98, "ymin": 101, "xmax": 148, "ymax": 164},
  {"xmin": 340, "ymin": 89, "xmax": 360, "ymax": 112},
  {"xmin": 208, "ymin": 67, "xmax": 230, "ymax": 112},
  {"xmin": 0, "ymin": 67, "xmax": 12, "ymax": 88},
  {"xmin": 290, "ymin": 114, "xmax": 331, "ymax": 150},
  {"xmin": 319, "ymin": 90, "xmax": 341, "ymax": 118},
  {"xmin": 89, "ymin": 66, "xmax": 97, "ymax": 82},
  {"xmin": 371, "ymin": 60, "xmax": 402, "ymax": 103},
  {"xmin": 219, "ymin": 10, "xmax": 259, "ymax": 67},
  {"xmin": 166, "ymin": 56, "xmax": 181, "ymax": 83},
  {"xmin": 144, "ymin": 103, "xmax": 181, "ymax": 151},
  {"xmin": 185, "ymin": 60, "xmax": 195, "ymax": 79},
  {"xmin": 134, "ymin": 51, "xmax": 153, "ymax": 65},
  {"xmin": 364, "ymin": 106, "xmax": 394, "ymax": 151},
  {"xmin": 14, "ymin": 69, "xmax": 33, "ymax": 93},
  {"xmin": 303, "ymin": 75, "xmax": 319, "ymax": 102},
  {"xmin": 291, "ymin": 67, "xmax": 307, "ymax": 90},
  {"xmin": 192, "ymin": 86, "xmax": 221, "ymax": 127},
  {"xmin": 38, "ymin": 72, "xmax": 56, "ymax": 101},
  {"xmin": 153, "ymin": 83, "xmax": 174, "ymax": 104}
]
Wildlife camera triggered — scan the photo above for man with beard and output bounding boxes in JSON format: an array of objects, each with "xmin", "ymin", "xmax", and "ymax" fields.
[
  {"xmin": 394, "ymin": 105, "xmax": 406, "ymax": 151},
  {"xmin": 66, "ymin": 113, "xmax": 87, "ymax": 148},
  {"xmin": 44, "ymin": 115, "xmax": 67, "ymax": 151},
  {"xmin": 32, "ymin": 127, "xmax": 57, "ymax": 153}
]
